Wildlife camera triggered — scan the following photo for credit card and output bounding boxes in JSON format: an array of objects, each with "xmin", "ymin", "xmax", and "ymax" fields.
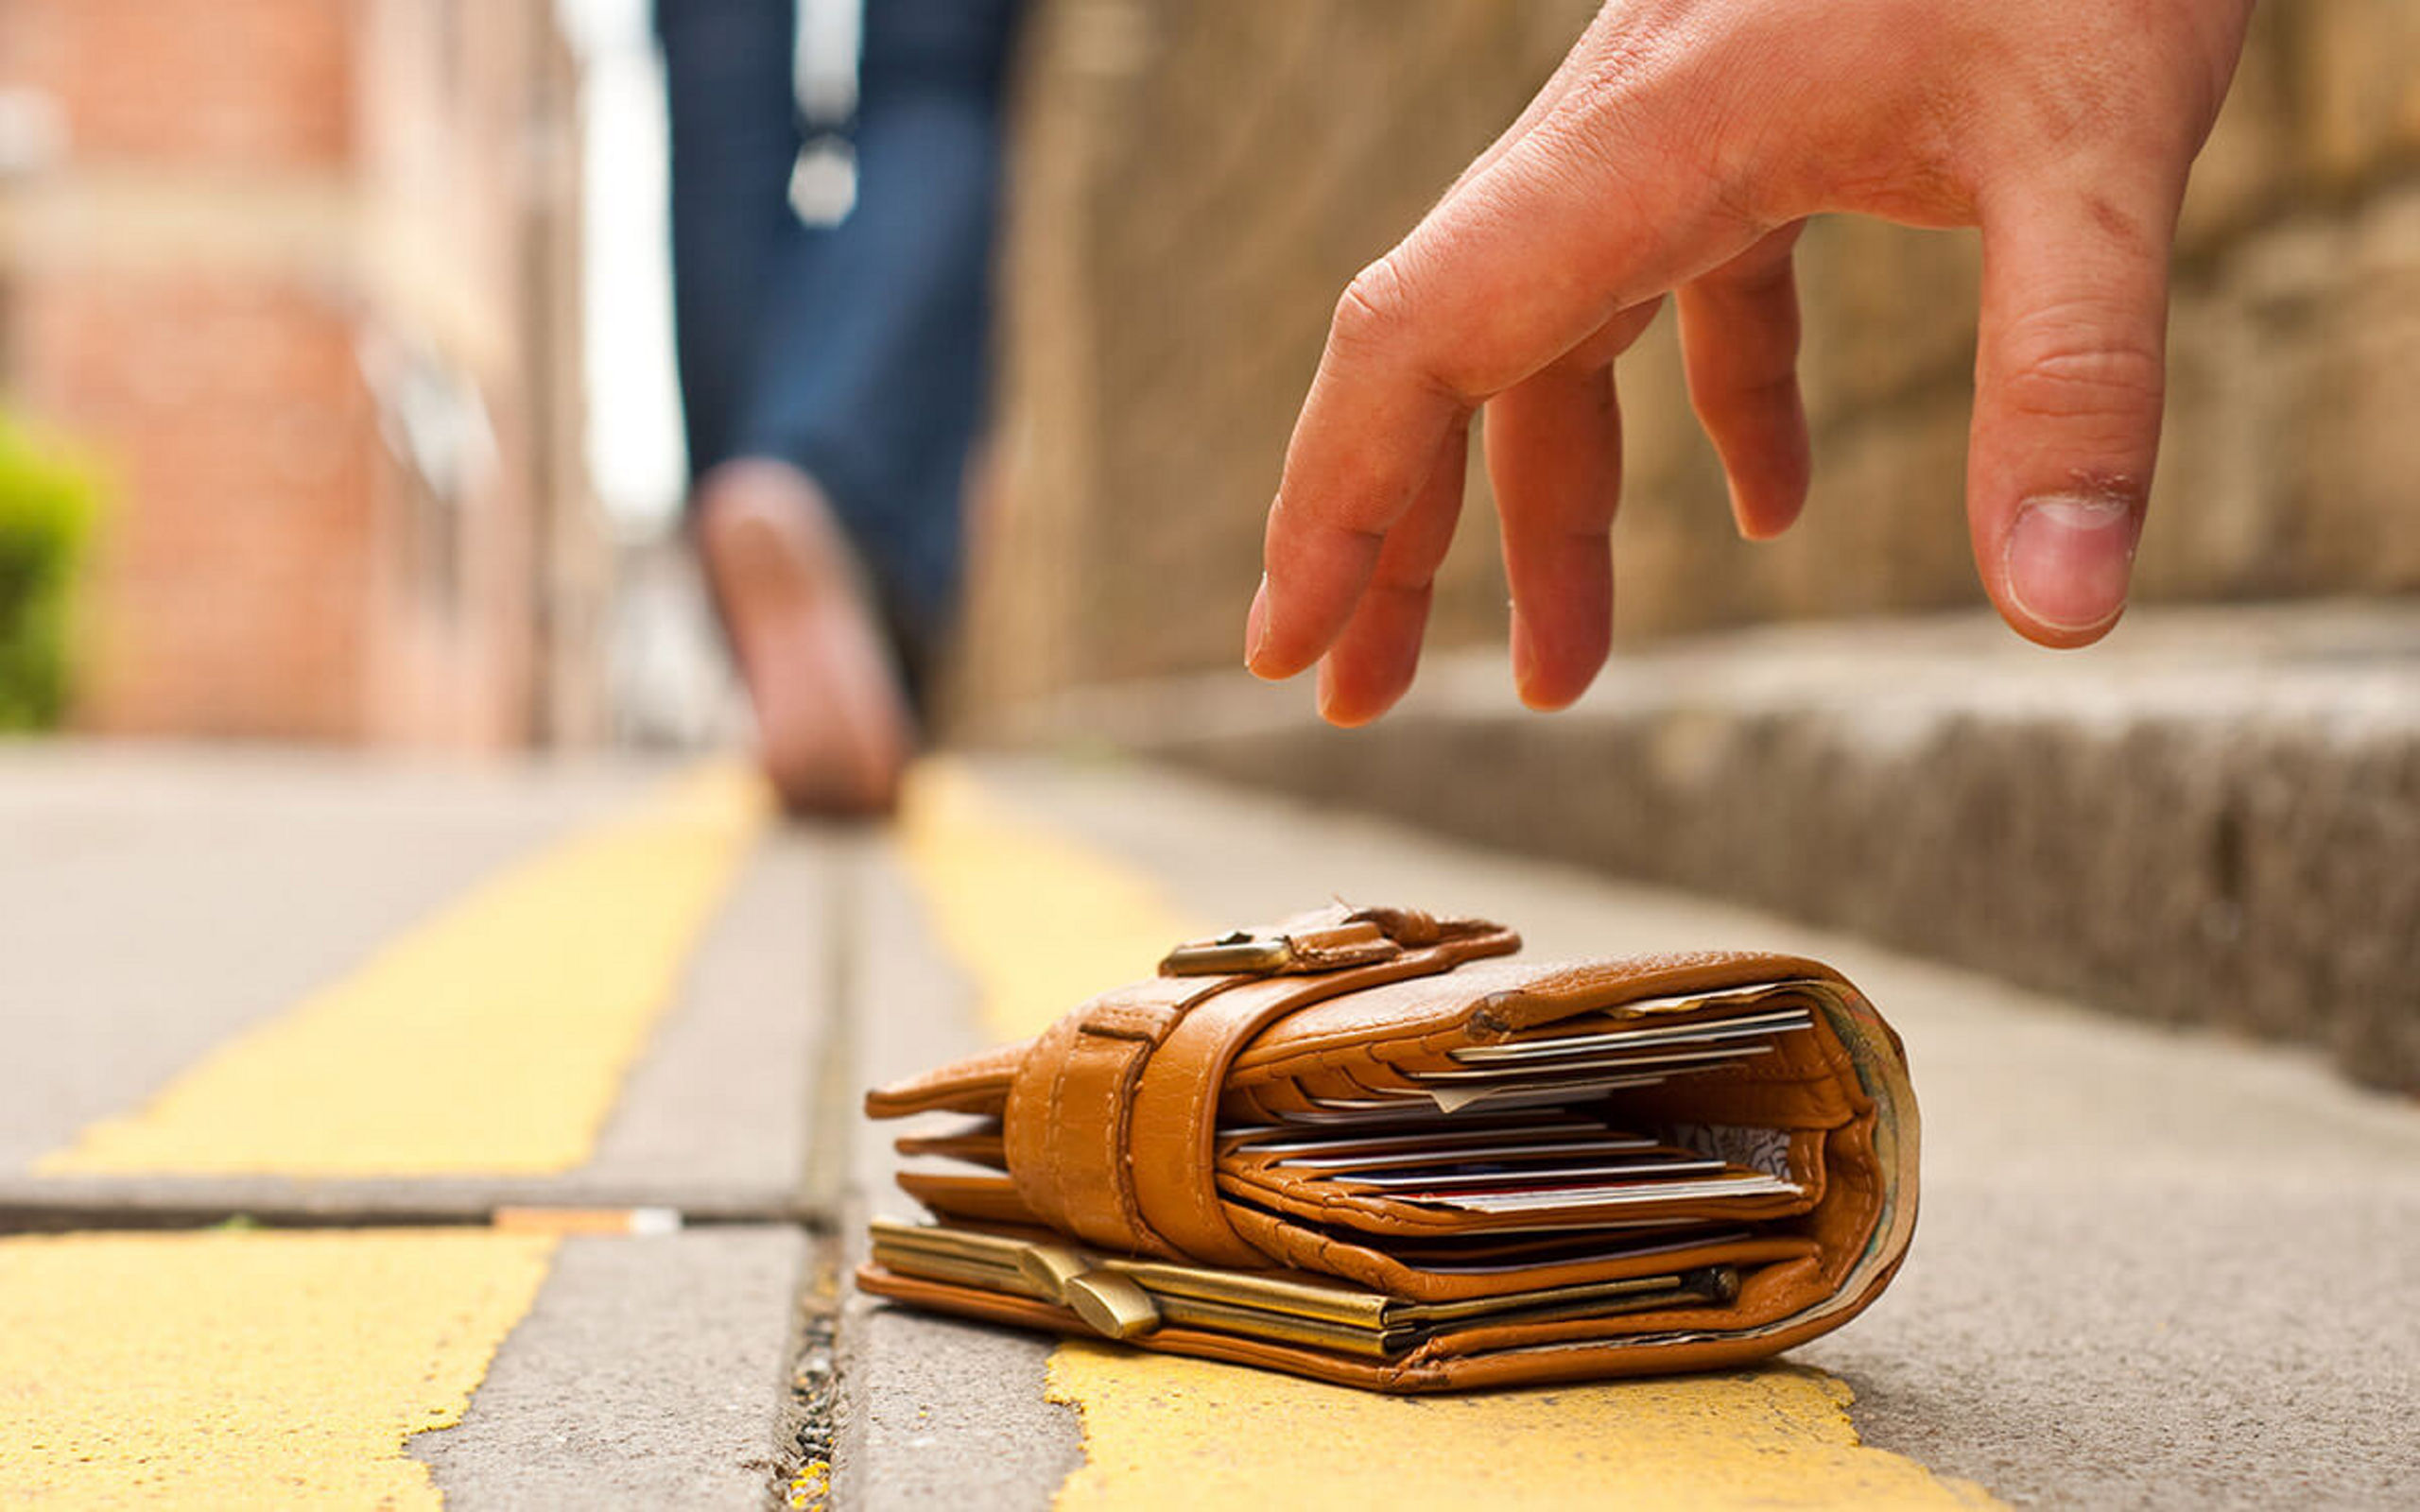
[
  {"xmin": 1339, "ymin": 1156, "xmax": 1729, "ymax": 1191},
  {"xmin": 1233, "ymin": 1115, "xmax": 1612, "ymax": 1155},
  {"xmin": 1257, "ymin": 1105, "xmax": 1486, "ymax": 1125},
  {"xmin": 1409, "ymin": 1172, "xmax": 1800, "ymax": 1213},
  {"xmin": 1411, "ymin": 1044, "xmax": 1774, "ymax": 1084},
  {"xmin": 1425, "ymin": 1075, "xmax": 1678, "ymax": 1114},
  {"xmin": 1448, "ymin": 1006, "xmax": 1814, "ymax": 1064},
  {"xmin": 1274, "ymin": 1136, "xmax": 1659, "ymax": 1172}
]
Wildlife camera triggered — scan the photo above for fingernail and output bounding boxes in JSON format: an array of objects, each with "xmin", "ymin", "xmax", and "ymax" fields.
[
  {"xmin": 1244, "ymin": 575, "xmax": 1271, "ymax": 673},
  {"xmin": 2005, "ymin": 494, "xmax": 2140, "ymax": 634},
  {"xmin": 1510, "ymin": 605, "xmax": 1539, "ymax": 704}
]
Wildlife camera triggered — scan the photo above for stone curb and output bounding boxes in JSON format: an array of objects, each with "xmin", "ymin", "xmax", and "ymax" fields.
[{"xmin": 1014, "ymin": 603, "xmax": 2420, "ymax": 1091}]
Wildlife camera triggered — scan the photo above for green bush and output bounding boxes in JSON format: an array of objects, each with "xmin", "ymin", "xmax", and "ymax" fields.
[{"xmin": 0, "ymin": 417, "xmax": 101, "ymax": 731}]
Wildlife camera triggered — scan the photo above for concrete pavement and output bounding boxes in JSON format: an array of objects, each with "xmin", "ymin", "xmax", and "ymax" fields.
[
  {"xmin": 1, "ymin": 742, "xmax": 2412, "ymax": 1507},
  {"xmin": 969, "ymin": 755, "xmax": 2420, "ymax": 1509},
  {"xmin": 0, "ymin": 747, "xmax": 837, "ymax": 1223},
  {"xmin": 0, "ymin": 746, "xmax": 827, "ymax": 1506}
]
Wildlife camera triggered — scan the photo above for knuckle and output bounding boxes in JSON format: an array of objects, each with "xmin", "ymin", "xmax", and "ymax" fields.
[
  {"xmin": 1998, "ymin": 308, "xmax": 2165, "ymax": 424},
  {"xmin": 1332, "ymin": 252, "xmax": 1482, "ymax": 404},
  {"xmin": 1333, "ymin": 256, "xmax": 1414, "ymax": 356}
]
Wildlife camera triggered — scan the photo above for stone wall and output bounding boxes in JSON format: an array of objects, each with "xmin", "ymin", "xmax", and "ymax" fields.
[{"xmin": 958, "ymin": 0, "xmax": 2420, "ymax": 723}]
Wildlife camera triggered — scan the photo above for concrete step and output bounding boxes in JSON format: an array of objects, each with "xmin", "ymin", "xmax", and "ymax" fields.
[{"xmin": 1016, "ymin": 602, "xmax": 2420, "ymax": 1091}]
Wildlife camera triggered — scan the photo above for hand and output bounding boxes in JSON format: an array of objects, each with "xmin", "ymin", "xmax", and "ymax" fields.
[{"xmin": 1245, "ymin": 0, "xmax": 2255, "ymax": 724}]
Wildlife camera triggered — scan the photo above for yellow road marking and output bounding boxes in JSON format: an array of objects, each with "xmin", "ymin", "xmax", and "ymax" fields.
[
  {"xmin": 41, "ymin": 765, "xmax": 769, "ymax": 1176},
  {"xmin": 894, "ymin": 761, "xmax": 1999, "ymax": 1511},
  {"xmin": 0, "ymin": 1229, "xmax": 556, "ymax": 1508},
  {"xmin": 1046, "ymin": 1348, "xmax": 1995, "ymax": 1511},
  {"xmin": 897, "ymin": 763, "xmax": 1182, "ymax": 1041}
]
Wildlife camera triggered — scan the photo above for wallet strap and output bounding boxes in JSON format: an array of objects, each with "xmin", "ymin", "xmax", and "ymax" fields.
[
  {"xmin": 1003, "ymin": 906, "xmax": 1518, "ymax": 1265},
  {"xmin": 1159, "ymin": 902, "xmax": 1482, "ymax": 978}
]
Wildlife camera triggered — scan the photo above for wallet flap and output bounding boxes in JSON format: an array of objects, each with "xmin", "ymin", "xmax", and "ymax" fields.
[
  {"xmin": 1226, "ymin": 952, "xmax": 1854, "ymax": 1074},
  {"xmin": 865, "ymin": 1041, "xmax": 1028, "ymax": 1119}
]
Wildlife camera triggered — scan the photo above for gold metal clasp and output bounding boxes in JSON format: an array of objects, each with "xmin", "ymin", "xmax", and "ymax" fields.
[
  {"xmin": 1160, "ymin": 931, "xmax": 1299, "ymax": 975},
  {"xmin": 1160, "ymin": 917, "xmax": 1400, "ymax": 977},
  {"xmin": 870, "ymin": 1221, "xmax": 1162, "ymax": 1341}
]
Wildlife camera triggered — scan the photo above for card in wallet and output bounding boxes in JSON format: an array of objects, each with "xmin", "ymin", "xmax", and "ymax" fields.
[{"xmin": 858, "ymin": 903, "xmax": 1918, "ymax": 1392}]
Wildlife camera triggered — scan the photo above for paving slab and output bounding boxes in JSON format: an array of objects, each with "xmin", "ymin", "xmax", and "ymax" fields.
[
  {"xmin": 894, "ymin": 755, "xmax": 2420, "ymax": 1510},
  {"xmin": 830, "ymin": 845, "xmax": 1081, "ymax": 1512},
  {"xmin": 0, "ymin": 747, "xmax": 844, "ymax": 1509},
  {"xmin": 0, "ymin": 745, "xmax": 656, "ymax": 1175},
  {"xmin": 414, "ymin": 1227, "xmax": 810, "ymax": 1509},
  {"xmin": 0, "ymin": 746, "xmax": 838, "ymax": 1222}
]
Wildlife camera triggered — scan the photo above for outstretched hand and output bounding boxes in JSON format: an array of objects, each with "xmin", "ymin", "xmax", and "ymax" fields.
[{"xmin": 1245, "ymin": 0, "xmax": 2256, "ymax": 724}]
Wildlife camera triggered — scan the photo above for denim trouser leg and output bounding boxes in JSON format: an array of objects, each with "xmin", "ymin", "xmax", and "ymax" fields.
[{"xmin": 658, "ymin": 0, "xmax": 1019, "ymax": 669}]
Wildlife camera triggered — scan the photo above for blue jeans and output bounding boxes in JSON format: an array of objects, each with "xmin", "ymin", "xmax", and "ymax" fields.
[{"xmin": 658, "ymin": 0, "xmax": 1019, "ymax": 677}]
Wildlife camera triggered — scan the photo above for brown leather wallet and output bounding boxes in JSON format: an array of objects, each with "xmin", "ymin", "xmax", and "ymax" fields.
[{"xmin": 859, "ymin": 903, "xmax": 1918, "ymax": 1392}]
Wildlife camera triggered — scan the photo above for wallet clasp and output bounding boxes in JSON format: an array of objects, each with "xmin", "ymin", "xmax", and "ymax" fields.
[{"xmin": 1160, "ymin": 915, "xmax": 1398, "ymax": 977}]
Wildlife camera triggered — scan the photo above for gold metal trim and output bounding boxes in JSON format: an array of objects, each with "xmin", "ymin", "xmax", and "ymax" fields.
[
  {"xmin": 871, "ymin": 1221, "xmax": 1742, "ymax": 1360},
  {"xmin": 1160, "ymin": 934, "xmax": 1297, "ymax": 975}
]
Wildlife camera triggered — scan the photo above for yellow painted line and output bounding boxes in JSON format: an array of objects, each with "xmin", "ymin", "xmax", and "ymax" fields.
[
  {"xmin": 0, "ymin": 1228, "xmax": 556, "ymax": 1508},
  {"xmin": 1045, "ymin": 1348, "xmax": 1995, "ymax": 1511},
  {"xmin": 894, "ymin": 761, "xmax": 1999, "ymax": 1511},
  {"xmin": 896, "ymin": 763, "xmax": 1184, "ymax": 1041},
  {"xmin": 41, "ymin": 765, "xmax": 770, "ymax": 1176}
]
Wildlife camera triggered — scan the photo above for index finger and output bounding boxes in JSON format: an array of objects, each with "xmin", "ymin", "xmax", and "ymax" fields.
[{"xmin": 1247, "ymin": 96, "xmax": 1748, "ymax": 680}]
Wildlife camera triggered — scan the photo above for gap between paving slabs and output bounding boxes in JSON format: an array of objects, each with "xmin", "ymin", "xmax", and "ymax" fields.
[
  {"xmin": 770, "ymin": 839, "xmax": 873, "ymax": 1512},
  {"xmin": 0, "ymin": 850, "xmax": 873, "ymax": 1512},
  {"xmin": 0, "ymin": 769, "xmax": 874, "ymax": 1508}
]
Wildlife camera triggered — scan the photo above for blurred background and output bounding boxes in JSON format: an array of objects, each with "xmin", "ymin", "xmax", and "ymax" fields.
[
  {"xmin": 0, "ymin": 1, "xmax": 2411, "ymax": 1077},
  {"xmin": 1, "ymin": 0, "xmax": 2411, "ymax": 748}
]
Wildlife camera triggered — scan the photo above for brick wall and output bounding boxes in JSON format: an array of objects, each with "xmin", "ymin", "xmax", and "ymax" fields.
[
  {"xmin": 19, "ymin": 274, "xmax": 378, "ymax": 737},
  {"xmin": 0, "ymin": 0, "xmax": 598, "ymax": 746},
  {"xmin": 959, "ymin": 0, "xmax": 2420, "ymax": 723},
  {"xmin": 0, "ymin": 0, "xmax": 354, "ymax": 170}
]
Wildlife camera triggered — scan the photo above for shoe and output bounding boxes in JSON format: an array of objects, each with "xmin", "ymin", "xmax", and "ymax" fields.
[{"xmin": 694, "ymin": 460, "xmax": 914, "ymax": 820}]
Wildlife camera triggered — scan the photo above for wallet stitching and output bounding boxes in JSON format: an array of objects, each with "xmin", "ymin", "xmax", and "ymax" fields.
[
  {"xmin": 1106, "ymin": 1034, "xmax": 1154, "ymax": 1243},
  {"xmin": 1040, "ymin": 1028, "xmax": 1078, "ymax": 1232},
  {"xmin": 1072, "ymin": 1031, "xmax": 1150, "ymax": 1246}
]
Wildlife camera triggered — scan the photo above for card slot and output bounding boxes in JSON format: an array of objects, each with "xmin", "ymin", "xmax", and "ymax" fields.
[
  {"xmin": 1409, "ymin": 1173, "xmax": 1801, "ymax": 1214},
  {"xmin": 1229, "ymin": 1115, "xmax": 1615, "ymax": 1155},
  {"xmin": 1425, "ymin": 1075, "xmax": 1675, "ymax": 1114},
  {"xmin": 1330, "ymin": 1156, "xmax": 1728, "ymax": 1192},
  {"xmin": 1217, "ymin": 1163, "xmax": 1814, "ymax": 1241},
  {"xmin": 1380, "ymin": 1227, "xmax": 1759, "ymax": 1275},
  {"xmin": 1270, "ymin": 1136, "xmax": 1659, "ymax": 1172},
  {"xmin": 1251, "ymin": 1101, "xmax": 1508, "ymax": 1126},
  {"xmin": 893, "ymin": 1128, "xmax": 1010, "ymax": 1169},
  {"xmin": 1410, "ymin": 1044, "xmax": 1775, "ymax": 1084},
  {"xmin": 1304, "ymin": 1092, "xmax": 1433, "ymax": 1111},
  {"xmin": 1449, "ymin": 1006, "xmax": 1814, "ymax": 1064},
  {"xmin": 1357, "ymin": 1222, "xmax": 1748, "ymax": 1261}
]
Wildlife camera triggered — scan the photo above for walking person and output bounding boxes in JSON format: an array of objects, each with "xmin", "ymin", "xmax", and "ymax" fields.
[{"xmin": 658, "ymin": 0, "xmax": 1021, "ymax": 815}]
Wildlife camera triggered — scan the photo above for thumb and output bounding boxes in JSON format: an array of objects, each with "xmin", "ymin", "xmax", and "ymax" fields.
[{"xmin": 1968, "ymin": 184, "xmax": 2176, "ymax": 646}]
